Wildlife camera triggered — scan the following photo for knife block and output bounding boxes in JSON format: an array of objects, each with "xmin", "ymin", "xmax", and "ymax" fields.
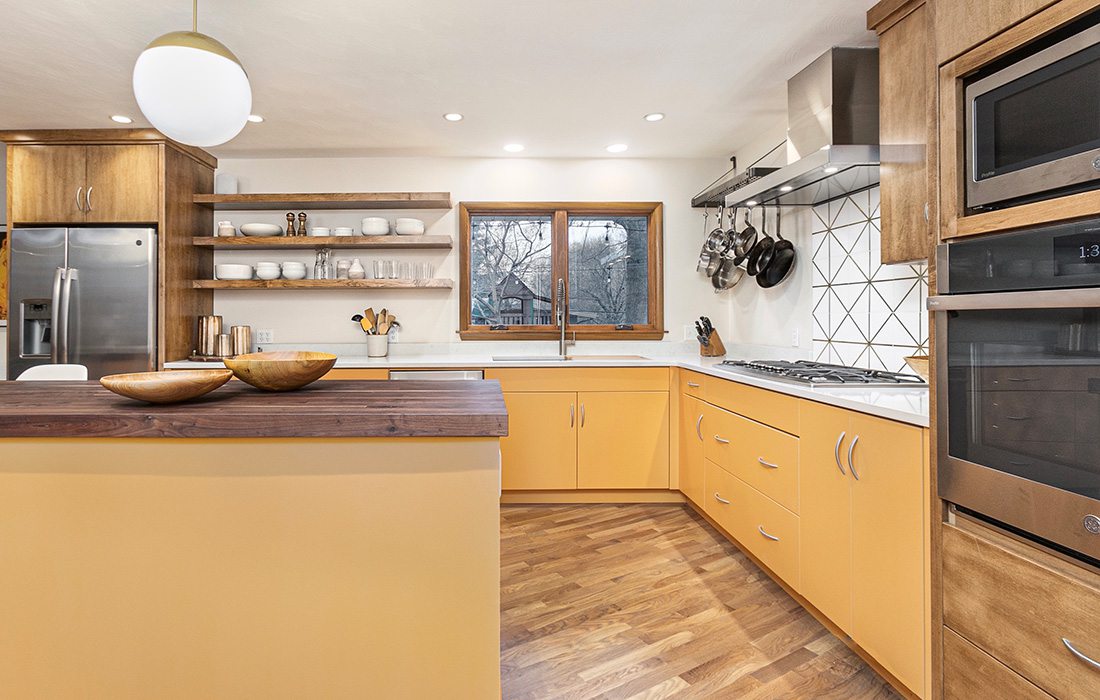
[{"xmin": 700, "ymin": 330, "xmax": 726, "ymax": 357}]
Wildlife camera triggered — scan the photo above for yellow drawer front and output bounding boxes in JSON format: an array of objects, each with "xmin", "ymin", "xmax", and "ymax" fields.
[
  {"xmin": 703, "ymin": 459, "xmax": 744, "ymax": 537},
  {"xmin": 484, "ymin": 367, "xmax": 669, "ymax": 393},
  {"xmin": 731, "ymin": 476, "xmax": 800, "ymax": 589},
  {"xmin": 681, "ymin": 370, "xmax": 706, "ymax": 399},
  {"xmin": 729, "ymin": 413, "xmax": 799, "ymax": 514},
  {"xmin": 321, "ymin": 369, "xmax": 390, "ymax": 380},
  {"xmin": 702, "ymin": 403, "xmax": 738, "ymax": 471},
  {"xmin": 703, "ymin": 375, "xmax": 800, "ymax": 435}
]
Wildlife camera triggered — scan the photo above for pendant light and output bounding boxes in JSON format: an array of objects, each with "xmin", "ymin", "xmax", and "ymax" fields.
[{"xmin": 132, "ymin": 0, "xmax": 251, "ymax": 147}]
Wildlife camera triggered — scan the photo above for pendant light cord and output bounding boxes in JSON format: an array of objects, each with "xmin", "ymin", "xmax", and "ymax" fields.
[{"xmin": 192, "ymin": 0, "xmax": 197, "ymax": 32}]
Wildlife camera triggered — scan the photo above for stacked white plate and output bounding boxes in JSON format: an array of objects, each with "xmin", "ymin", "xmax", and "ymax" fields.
[
  {"xmin": 239, "ymin": 223, "xmax": 284, "ymax": 237},
  {"xmin": 215, "ymin": 264, "xmax": 253, "ymax": 280}
]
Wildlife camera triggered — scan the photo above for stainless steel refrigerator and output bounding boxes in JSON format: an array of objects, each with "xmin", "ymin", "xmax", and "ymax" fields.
[{"xmin": 7, "ymin": 228, "xmax": 156, "ymax": 380}]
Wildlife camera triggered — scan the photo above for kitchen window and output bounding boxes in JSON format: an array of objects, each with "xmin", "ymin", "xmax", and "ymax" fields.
[{"xmin": 458, "ymin": 202, "xmax": 664, "ymax": 339}]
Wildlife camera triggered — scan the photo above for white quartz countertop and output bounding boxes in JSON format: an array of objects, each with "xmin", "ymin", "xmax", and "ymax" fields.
[{"xmin": 166, "ymin": 352, "xmax": 929, "ymax": 427}]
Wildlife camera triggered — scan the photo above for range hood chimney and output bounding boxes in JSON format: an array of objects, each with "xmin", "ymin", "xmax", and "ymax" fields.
[{"xmin": 693, "ymin": 47, "xmax": 881, "ymax": 209}]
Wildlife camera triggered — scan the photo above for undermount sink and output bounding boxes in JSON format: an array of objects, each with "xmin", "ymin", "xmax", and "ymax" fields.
[{"xmin": 491, "ymin": 355, "xmax": 646, "ymax": 362}]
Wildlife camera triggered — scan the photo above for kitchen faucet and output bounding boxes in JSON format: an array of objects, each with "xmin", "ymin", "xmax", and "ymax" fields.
[{"xmin": 557, "ymin": 278, "xmax": 567, "ymax": 357}]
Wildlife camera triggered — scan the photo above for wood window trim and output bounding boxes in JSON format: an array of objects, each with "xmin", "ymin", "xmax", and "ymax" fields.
[{"xmin": 458, "ymin": 202, "xmax": 665, "ymax": 340}]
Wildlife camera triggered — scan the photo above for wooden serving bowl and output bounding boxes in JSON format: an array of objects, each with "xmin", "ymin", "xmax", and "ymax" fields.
[
  {"xmin": 100, "ymin": 369, "xmax": 233, "ymax": 404},
  {"xmin": 903, "ymin": 355, "xmax": 930, "ymax": 381},
  {"xmin": 223, "ymin": 351, "xmax": 337, "ymax": 391}
]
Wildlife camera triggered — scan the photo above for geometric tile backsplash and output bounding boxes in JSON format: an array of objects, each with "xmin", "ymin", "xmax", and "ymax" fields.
[{"xmin": 811, "ymin": 186, "xmax": 929, "ymax": 374}]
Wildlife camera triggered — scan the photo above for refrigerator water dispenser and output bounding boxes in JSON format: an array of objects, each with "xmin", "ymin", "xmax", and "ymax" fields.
[{"xmin": 20, "ymin": 300, "xmax": 52, "ymax": 358}]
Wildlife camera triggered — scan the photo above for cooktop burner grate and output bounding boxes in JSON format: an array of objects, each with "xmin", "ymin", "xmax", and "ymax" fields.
[{"xmin": 718, "ymin": 359, "xmax": 927, "ymax": 387}]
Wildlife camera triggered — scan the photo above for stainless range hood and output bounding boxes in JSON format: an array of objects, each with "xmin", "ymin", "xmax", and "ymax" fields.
[{"xmin": 699, "ymin": 47, "xmax": 880, "ymax": 210}]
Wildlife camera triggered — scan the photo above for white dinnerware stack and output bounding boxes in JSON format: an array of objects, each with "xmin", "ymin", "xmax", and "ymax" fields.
[
  {"xmin": 281, "ymin": 262, "xmax": 307, "ymax": 280},
  {"xmin": 255, "ymin": 262, "xmax": 281, "ymax": 280},
  {"xmin": 361, "ymin": 217, "xmax": 390, "ymax": 236},
  {"xmin": 394, "ymin": 218, "xmax": 425, "ymax": 235},
  {"xmin": 214, "ymin": 263, "xmax": 253, "ymax": 280}
]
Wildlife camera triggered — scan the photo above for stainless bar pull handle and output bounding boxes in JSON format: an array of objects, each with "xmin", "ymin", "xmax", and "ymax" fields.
[
  {"xmin": 928, "ymin": 288, "xmax": 1100, "ymax": 310},
  {"xmin": 1006, "ymin": 377, "xmax": 1035, "ymax": 383},
  {"xmin": 713, "ymin": 435, "xmax": 730, "ymax": 445},
  {"xmin": 834, "ymin": 431, "xmax": 847, "ymax": 475},
  {"xmin": 713, "ymin": 492, "xmax": 730, "ymax": 505},
  {"xmin": 75, "ymin": 186, "xmax": 84, "ymax": 212},
  {"xmin": 695, "ymin": 414, "xmax": 704, "ymax": 441},
  {"xmin": 758, "ymin": 458, "xmax": 779, "ymax": 469},
  {"xmin": 570, "ymin": 404, "xmax": 574, "ymax": 428},
  {"xmin": 1006, "ymin": 415, "xmax": 1031, "ymax": 421},
  {"xmin": 580, "ymin": 403, "xmax": 585, "ymax": 428},
  {"xmin": 49, "ymin": 267, "xmax": 65, "ymax": 363},
  {"xmin": 687, "ymin": 381, "xmax": 701, "ymax": 388},
  {"xmin": 86, "ymin": 185, "xmax": 93, "ymax": 212},
  {"xmin": 1063, "ymin": 638, "xmax": 1100, "ymax": 671},
  {"xmin": 848, "ymin": 435, "xmax": 861, "ymax": 480},
  {"xmin": 58, "ymin": 268, "xmax": 76, "ymax": 364},
  {"xmin": 758, "ymin": 525, "xmax": 780, "ymax": 541}
]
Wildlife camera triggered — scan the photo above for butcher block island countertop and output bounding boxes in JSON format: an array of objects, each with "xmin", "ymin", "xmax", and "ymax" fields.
[
  {"xmin": 0, "ymin": 379, "xmax": 506, "ymax": 699},
  {"xmin": 0, "ymin": 379, "xmax": 508, "ymax": 438}
]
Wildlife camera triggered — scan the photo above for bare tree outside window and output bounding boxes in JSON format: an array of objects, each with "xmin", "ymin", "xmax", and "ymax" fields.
[
  {"xmin": 567, "ymin": 216, "xmax": 649, "ymax": 326},
  {"xmin": 469, "ymin": 215, "xmax": 552, "ymax": 326}
]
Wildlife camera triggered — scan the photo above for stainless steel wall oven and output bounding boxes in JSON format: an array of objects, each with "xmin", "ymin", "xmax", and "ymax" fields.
[{"xmin": 932, "ymin": 219, "xmax": 1100, "ymax": 563}]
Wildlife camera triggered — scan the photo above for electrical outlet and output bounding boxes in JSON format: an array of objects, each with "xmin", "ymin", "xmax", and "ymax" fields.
[
  {"xmin": 256, "ymin": 329, "xmax": 275, "ymax": 344},
  {"xmin": 791, "ymin": 329, "xmax": 801, "ymax": 347}
]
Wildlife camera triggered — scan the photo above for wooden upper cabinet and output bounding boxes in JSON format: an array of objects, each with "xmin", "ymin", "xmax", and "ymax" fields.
[
  {"xmin": 933, "ymin": 0, "xmax": 1059, "ymax": 65},
  {"xmin": 84, "ymin": 144, "xmax": 160, "ymax": 223},
  {"xmin": 870, "ymin": 0, "xmax": 935, "ymax": 264},
  {"xmin": 10, "ymin": 145, "xmax": 86, "ymax": 224},
  {"xmin": 9, "ymin": 143, "xmax": 160, "ymax": 224}
]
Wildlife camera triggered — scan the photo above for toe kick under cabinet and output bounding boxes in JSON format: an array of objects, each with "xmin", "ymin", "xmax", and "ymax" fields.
[
  {"xmin": 485, "ymin": 368, "xmax": 670, "ymax": 491},
  {"xmin": 682, "ymin": 372, "xmax": 929, "ymax": 699}
]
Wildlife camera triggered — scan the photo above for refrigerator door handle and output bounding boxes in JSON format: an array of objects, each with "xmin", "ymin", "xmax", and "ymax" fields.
[
  {"xmin": 50, "ymin": 267, "xmax": 65, "ymax": 363},
  {"xmin": 58, "ymin": 268, "xmax": 77, "ymax": 364}
]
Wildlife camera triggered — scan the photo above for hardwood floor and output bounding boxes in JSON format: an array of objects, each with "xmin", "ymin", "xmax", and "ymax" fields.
[{"xmin": 501, "ymin": 504, "xmax": 901, "ymax": 699}]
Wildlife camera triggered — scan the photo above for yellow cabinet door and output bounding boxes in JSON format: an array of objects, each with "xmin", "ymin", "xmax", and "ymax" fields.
[
  {"xmin": 84, "ymin": 145, "xmax": 161, "ymax": 223},
  {"xmin": 849, "ymin": 412, "xmax": 925, "ymax": 696},
  {"xmin": 798, "ymin": 401, "xmax": 853, "ymax": 632},
  {"xmin": 679, "ymin": 395, "xmax": 705, "ymax": 505},
  {"xmin": 578, "ymin": 391, "xmax": 669, "ymax": 489},
  {"xmin": 10, "ymin": 145, "xmax": 87, "ymax": 224},
  {"xmin": 499, "ymin": 392, "xmax": 578, "ymax": 490}
]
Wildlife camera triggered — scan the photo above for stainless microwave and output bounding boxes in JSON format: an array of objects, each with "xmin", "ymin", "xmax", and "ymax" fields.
[{"xmin": 966, "ymin": 20, "xmax": 1100, "ymax": 210}]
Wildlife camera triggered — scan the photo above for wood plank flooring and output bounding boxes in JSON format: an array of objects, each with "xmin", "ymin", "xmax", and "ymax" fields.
[{"xmin": 501, "ymin": 504, "xmax": 901, "ymax": 699}]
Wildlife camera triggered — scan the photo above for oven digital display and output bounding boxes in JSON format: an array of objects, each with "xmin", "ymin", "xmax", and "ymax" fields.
[{"xmin": 1054, "ymin": 230, "xmax": 1100, "ymax": 274}]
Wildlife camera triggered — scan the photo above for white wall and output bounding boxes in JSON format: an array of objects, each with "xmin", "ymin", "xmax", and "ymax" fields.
[{"xmin": 211, "ymin": 156, "xmax": 731, "ymax": 346}]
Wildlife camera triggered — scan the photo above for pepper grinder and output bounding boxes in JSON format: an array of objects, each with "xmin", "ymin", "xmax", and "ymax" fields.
[
  {"xmin": 297, "ymin": 212, "xmax": 308, "ymax": 236},
  {"xmin": 285, "ymin": 212, "xmax": 296, "ymax": 236}
]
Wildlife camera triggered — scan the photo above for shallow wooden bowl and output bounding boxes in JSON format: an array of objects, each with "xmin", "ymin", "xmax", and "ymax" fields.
[
  {"xmin": 100, "ymin": 370, "xmax": 233, "ymax": 404},
  {"xmin": 223, "ymin": 351, "xmax": 337, "ymax": 391},
  {"xmin": 903, "ymin": 355, "xmax": 930, "ymax": 381}
]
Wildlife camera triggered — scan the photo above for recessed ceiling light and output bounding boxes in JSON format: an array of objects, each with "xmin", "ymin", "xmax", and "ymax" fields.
[
  {"xmin": 247, "ymin": 114, "xmax": 264, "ymax": 123},
  {"xmin": 824, "ymin": 166, "xmax": 839, "ymax": 174},
  {"xmin": 780, "ymin": 185, "xmax": 793, "ymax": 192},
  {"xmin": 443, "ymin": 113, "xmax": 464, "ymax": 122},
  {"xmin": 110, "ymin": 115, "xmax": 133, "ymax": 124},
  {"xmin": 606, "ymin": 143, "xmax": 628, "ymax": 153},
  {"xmin": 503, "ymin": 143, "xmax": 525, "ymax": 153},
  {"xmin": 644, "ymin": 113, "xmax": 665, "ymax": 122},
  {"xmin": 746, "ymin": 200, "xmax": 758, "ymax": 207}
]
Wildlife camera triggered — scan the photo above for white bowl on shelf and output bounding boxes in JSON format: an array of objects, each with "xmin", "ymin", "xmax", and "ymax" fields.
[
  {"xmin": 281, "ymin": 266, "xmax": 307, "ymax": 280},
  {"xmin": 333, "ymin": 226, "xmax": 355, "ymax": 237},
  {"xmin": 394, "ymin": 218, "xmax": 425, "ymax": 235},
  {"xmin": 214, "ymin": 264, "xmax": 254, "ymax": 281},
  {"xmin": 255, "ymin": 266, "xmax": 281, "ymax": 281},
  {"xmin": 361, "ymin": 217, "xmax": 390, "ymax": 236},
  {"xmin": 239, "ymin": 223, "xmax": 284, "ymax": 237},
  {"xmin": 309, "ymin": 227, "xmax": 331, "ymax": 237}
]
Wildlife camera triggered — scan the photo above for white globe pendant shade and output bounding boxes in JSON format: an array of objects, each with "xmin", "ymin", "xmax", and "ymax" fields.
[{"xmin": 132, "ymin": 31, "xmax": 251, "ymax": 147}]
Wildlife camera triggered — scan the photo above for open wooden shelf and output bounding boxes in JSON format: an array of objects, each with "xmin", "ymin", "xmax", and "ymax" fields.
[
  {"xmin": 192, "ymin": 235, "xmax": 453, "ymax": 250},
  {"xmin": 193, "ymin": 192, "xmax": 452, "ymax": 211},
  {"xmin": 192, "ymin": 279, "xmax": 453, "ymax": 290}
]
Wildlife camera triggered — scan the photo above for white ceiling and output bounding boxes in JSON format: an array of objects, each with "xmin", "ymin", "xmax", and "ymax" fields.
[{"xmin": 0, "ymin": 0, "xmax": 876, "ymax": 159}]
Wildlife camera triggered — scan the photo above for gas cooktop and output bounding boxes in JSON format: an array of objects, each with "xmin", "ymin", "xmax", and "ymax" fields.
[{"xmin": 717, "ymin": 360, "xmax": 927, "ymax": 387}]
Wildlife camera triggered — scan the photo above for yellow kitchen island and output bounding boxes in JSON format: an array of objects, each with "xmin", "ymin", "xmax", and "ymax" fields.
[{"xmin": 0, "ymin": 380, "xmax": 507, "ymax": 700}]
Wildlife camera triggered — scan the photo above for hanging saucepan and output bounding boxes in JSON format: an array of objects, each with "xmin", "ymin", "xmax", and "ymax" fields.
[
  {"xmin": 757, "ymin": 206, "xmax": 796, "ymax": 288},
  {"xmin": 712, "ymin": 247, "xmax": 746, "ymax": 292},
  {"xmin": 704, "ymin": 204, "xmax": 728, "ymax": 253},
  {"xmin": 695, "ymin": 207, "xmax": 714, "ymax": 272},
  {"xmin": 745, "ymin": 207, "xmax": 775, "ymax": 277},
  {"xmin": 732, "ymin": 207, "xmax": 758, "ymax": 259}
]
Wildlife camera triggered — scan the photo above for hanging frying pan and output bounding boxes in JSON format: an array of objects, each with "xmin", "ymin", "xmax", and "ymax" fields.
[
  {"xmin": 712, "ymin": 247, "xmax": 745, "ymax": 292},
  {"xmin": 745, "ymin": 207, "xmax": 775, "ymax": 277},
  {"xmin": 732, "ymin": 207, "xmax": 758, "ymax": 259},
  {"xmin": 757, "ymin": 206, "xmax": 796, "ymax": 288}
]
